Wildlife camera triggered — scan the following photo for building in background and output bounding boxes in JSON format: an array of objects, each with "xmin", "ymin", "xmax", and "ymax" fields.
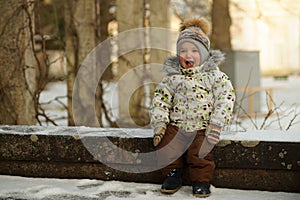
[{"xmin": 230, "ymin": 0, "xmax": 300, "ymax": 76}]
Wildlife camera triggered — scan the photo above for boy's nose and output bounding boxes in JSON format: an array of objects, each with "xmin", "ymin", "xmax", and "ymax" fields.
[{"xmin": 186, "ymin": 52, "xmax": 192, "ymax": 58}]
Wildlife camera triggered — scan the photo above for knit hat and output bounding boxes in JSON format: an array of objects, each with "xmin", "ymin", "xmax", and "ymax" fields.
[{"xmin": 177, "ymin": 17, "xmax": 211, "ymax": 66}]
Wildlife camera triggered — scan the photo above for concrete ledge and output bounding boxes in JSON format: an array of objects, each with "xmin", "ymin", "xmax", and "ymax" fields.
[{"xmin": 0, "ymin": 125, "xmax": 299, "ymax": 192}]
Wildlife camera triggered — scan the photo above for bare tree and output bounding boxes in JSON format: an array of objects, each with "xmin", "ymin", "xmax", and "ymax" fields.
[
  {"xmin": 211, "ymin": 0, "xmax": 231, "ymax": 50},
  {"xmin": 0, "ymin": 0, "xmax": 36, "ymax": 125},
  {"xmin": 64, "ymin": 0, "xmax": 99, "ymax": 126},
  {"xmin": 116, "ymin": 0, "xmax": 145, "ymax": 127}
]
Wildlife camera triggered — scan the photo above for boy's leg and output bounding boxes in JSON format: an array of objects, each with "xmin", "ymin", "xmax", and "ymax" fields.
[
  {"xmin": 156, "ymin": 124, "xmax": 187, "ymax": 176},
  {"xmin": 186, "ymin": 130, "xmax": 215, "ymax": 183},
  {"xmin": 156, "ymin": 124, "xmax": 192, "ymax": 194}
]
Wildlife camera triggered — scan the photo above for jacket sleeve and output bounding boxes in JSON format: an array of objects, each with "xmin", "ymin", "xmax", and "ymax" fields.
[
  {"xmin": 209, "ymin": 71, "xmax": 236, "ymax": 128},
  {"xmin": 150, "ymin": 76, "xmax": 174, "ymax": 130}
]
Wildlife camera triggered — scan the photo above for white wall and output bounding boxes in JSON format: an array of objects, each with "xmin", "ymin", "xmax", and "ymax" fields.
[{"xmin": 230, "ymin": 0, "xmax": 300, "ymax": 75}]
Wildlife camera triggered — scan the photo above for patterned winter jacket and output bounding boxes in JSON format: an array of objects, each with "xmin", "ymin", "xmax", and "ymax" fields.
[{"xmin": 150, "ymin": 50, "xmax": 235, "ymax": 132}]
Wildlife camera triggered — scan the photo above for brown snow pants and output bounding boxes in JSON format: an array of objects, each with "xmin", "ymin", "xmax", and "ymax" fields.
[{"xmin": 156, "ymin": 124, "xmax": 215, "ymax": 183}]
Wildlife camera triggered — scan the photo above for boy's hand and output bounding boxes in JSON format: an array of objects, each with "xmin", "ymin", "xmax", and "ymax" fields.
[
  {"xmin": 198, "ymin": 123, "xmax": 221, "ymax": 158},
  {"xmin": 153, "ymin": 126, "xmax": 166, "ymax": 147},
  {"xmin": 205, "ymin": 123, "xmax": 221, "ymax": 145}
]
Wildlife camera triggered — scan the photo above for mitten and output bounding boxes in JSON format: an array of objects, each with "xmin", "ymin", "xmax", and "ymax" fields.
[
  {"xmin": 153, "ymin": 126, "xmax": 166, "ymax": 147},
  {"xmin": 198, "ymin": 124, "xmax": 221, "ymax": 158},
  {"xmin": 205, "ymin": 123, "xmax": 221, "ymax": 145}
]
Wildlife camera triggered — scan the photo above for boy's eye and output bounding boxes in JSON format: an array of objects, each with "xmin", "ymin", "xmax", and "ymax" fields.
[
  {"xmin": 192, "ymin": 49, "xmax": 198, "ymax": 52},
  {"xmin": 180, "ymin": 49, "xmax": 186, "ymax": 53}
]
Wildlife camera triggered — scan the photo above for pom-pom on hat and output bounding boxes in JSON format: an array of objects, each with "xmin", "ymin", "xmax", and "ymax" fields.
[{"xmin": 177, "ymin": 17, "xmax": 211, "ymax": 65}]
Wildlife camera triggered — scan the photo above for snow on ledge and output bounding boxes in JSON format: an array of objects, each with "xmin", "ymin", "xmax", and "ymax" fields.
[
  {"xmin": 0, "ymin": 125, "xmax": 299, "ymax": 142},
  {"xmin": 221, "ymin": 130, "xmax": 300, "ymax": 142}
]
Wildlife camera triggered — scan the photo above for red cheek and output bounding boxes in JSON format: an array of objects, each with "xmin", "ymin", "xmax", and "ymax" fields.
[{"xmin": 179, "ymin": 57, "xmax": 187, "ymax": 68}]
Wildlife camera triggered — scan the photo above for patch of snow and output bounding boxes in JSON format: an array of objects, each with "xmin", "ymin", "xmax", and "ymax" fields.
[
  {"xmin": 222, "ymin": 130, "xmax": 300, "ymax": 142},
  {"xmin": 39, "ymin": 81, "xmax": 68, "ymax": 126},
  {"xmin": 1, "ymin": 125, "xmax": 299, "ymax": 142},
  {"xmin": 0, "ymin": 175, "xmax": 299, "ymax": 200}
]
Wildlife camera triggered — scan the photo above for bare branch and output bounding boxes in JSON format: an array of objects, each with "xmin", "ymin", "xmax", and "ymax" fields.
[
  {"xmin": 40, "ymin": 95, "xmax": 68, "ymax": 110},
  {"xmin": 286, "ymin": 106, "xmax": 300, "ymax": 130}
]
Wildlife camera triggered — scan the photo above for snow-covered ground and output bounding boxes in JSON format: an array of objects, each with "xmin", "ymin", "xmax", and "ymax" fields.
[{"xmin": 0, "ymin": 175, "xmax": 299, "ymax": 200}]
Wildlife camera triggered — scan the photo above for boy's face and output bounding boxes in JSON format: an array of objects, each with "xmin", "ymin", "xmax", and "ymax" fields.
[{"xmin": 179, "ymin": 42, "xmax": 201, "ymax": 69}]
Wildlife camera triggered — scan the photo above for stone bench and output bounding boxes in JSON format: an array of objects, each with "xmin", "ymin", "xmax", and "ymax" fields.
[{"xmin": 0, "ymin": 125, "xmax": 299, "ymax": 192}]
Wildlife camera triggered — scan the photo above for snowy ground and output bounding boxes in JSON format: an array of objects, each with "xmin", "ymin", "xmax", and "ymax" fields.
[{"xmin": 0, "ymin": 175, "xmax": 299, "ymax": 200}]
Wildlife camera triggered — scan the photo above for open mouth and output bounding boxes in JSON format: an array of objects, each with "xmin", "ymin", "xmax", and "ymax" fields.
[{"xmin": 185, "ymin": 60, "xmax": 195, "ymax": 68}]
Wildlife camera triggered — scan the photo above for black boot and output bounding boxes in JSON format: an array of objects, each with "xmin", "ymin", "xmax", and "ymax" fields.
[
  {"xmin": 161, "ymin": 168, "xmax": 182, "ymax": 194},
  {"xmin": 192, "ymin": 182, "xmax": 211, "ymax": 198}
]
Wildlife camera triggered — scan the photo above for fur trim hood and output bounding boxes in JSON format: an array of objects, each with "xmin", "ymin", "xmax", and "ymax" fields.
[{"xmin": 162, "ymin": 50, "xmax": 225, "ymax": 75}]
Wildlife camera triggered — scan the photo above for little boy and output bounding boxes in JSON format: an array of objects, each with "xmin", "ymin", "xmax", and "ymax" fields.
[{"xmin": 150, "ymin": 17, "xmax": 235, "ymax": 197}]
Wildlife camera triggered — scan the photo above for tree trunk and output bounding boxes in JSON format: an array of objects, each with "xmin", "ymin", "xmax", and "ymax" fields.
[
  {"xmin": 64, "ymin": 0, "xmax": 99, "ymax": 126},
  {"xmin": 145, "ymin": 0, "xmax": 171, "ymax": 126},
  {"xmin": 116, "ymin": 0, "xmax": 145, "ymax": 127},
  {"xmin": 0, "ymin": 0, "xmax": 36, "ymax": 125},
  {"xmin": 98, "ymin": 0, "xmax": 114, "ymax": 80},
  {"xmin": 149, "ymin": 0, "xmax": 170, "ymax": 65},
  {"xmin": 211, "ymin": 0, "xmax": 232, "ymax": 50}
]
